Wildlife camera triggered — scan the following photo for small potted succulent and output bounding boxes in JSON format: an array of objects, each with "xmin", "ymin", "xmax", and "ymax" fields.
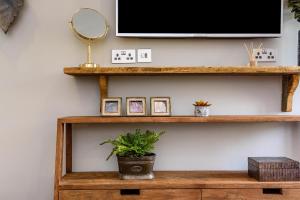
[
  {"xmin": 193, "ymin": 100, "xmax": 211, "ymax": 117},
  {"xmin": 100, "ymin": 129, "xmax": 164, "ymax": 180}
]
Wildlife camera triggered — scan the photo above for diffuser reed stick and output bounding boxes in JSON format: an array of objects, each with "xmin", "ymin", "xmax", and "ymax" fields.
[{"xmin": 244, "ymin": 42, "xmax": 263, "ymax": 67}]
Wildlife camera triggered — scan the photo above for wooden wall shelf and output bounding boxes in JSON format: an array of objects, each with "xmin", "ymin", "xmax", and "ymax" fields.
[
  {"xmin": 64, "ymin": 66, "xmax": 300, "ymax": 76},
  {"xmin": 59, "ymin": 115, "xmax": 300, "ymax": 124},
  {"xmin": 64, "ymin": 66, "xmax": 300, "ymax": 112}
]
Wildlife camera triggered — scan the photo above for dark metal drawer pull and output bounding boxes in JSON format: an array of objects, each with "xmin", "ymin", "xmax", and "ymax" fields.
[
  {"xmin": 120, "ymin": 189, "xmax": 140, "ymax": 195},
  {"xmin": 263, "ymin": 188, "xmax": 282, "ymax": 195}
]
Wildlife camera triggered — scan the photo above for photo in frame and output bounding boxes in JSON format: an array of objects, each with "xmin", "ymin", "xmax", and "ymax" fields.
[
  {"xmin": 126, "ymin": 97, "xmax": 146, "ymax": 116},
  {"xmin": 150, "ymin": 97, "xmax": 171, "ymax": 116},
  {"xmin": 101, "ymin": 97, "xmax": 122, "ymax": 116}
]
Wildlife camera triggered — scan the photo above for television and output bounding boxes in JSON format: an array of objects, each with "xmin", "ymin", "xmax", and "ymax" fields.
[{"xmin": 116, "ymin": 0, "xmax": 283, "ymax": 38}]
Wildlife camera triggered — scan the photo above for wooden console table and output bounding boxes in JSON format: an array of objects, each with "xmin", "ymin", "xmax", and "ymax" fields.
[
  {"xmin": 54, "ymin": 115, "xmax": 300, "ymax": 200},
  {"xmin": 64, "ymin": 66, "xmax": 300, "ymax": 112}
]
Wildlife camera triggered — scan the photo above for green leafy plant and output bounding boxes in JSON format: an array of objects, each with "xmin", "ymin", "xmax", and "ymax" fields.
[
  {"xmin": 100, "ymin": 129, "xmax": 165, "ymax": 160},
  {"xmin": 289, "ymin": 0, "xmax": 300, "ymax": 22}
]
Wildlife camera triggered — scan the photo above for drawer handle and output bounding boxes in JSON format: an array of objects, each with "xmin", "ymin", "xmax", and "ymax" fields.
[
  {"xmin": 120, "ymin": 189, "xmax": 140, "ymax": 196},
  {"xmin": 263, "ymin": 188, "xmax": 282, "ymax": 195}
]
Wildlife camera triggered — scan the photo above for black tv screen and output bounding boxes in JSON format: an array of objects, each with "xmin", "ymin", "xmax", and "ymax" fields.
[{"xmin": 117, "ymin": 0, "xmax": 283, "ymax": 38}]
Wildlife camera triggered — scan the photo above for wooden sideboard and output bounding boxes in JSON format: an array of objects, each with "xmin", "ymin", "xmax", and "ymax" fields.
[{"xmin": 54, "ymin": 116, "xmax": 300, "ymax": 200}]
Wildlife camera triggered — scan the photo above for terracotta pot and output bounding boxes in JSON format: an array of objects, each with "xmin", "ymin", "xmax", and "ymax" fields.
[{"xmin": 117, "ymin": 153, "xmax": 155, "ymax": 180}]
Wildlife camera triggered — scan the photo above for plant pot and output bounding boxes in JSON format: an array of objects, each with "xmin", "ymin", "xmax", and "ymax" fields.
[
  {"xmin": 117, "ymin": 153, "xmax": 155, "ymax": 180},
  {"xmin": 194, "ymin": 106, "xmax": 210, "ymax": 117}
]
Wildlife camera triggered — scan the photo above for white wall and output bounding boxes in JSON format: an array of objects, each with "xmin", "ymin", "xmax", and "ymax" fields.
[{"xmin": 0, "ymin": 0, "xmax": 299, "ymax": 199}]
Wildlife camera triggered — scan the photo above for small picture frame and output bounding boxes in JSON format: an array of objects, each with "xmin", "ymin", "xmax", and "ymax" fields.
[
  {"xmin": 126, "ymin": 97, "xmax": 146, "ymax": 116},
  {"xmin": 101, "ymin": 97, "xmax": 122, "ymax": 116},
  {"xmin": 150, "ymin": 97, "xmax": 171, "ymax": 116}
]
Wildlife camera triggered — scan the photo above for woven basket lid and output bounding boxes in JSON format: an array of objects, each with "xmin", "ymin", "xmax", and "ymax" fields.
[{"xmin": 248, "ymin": 157, "xmax": 299, "ymax": 169}]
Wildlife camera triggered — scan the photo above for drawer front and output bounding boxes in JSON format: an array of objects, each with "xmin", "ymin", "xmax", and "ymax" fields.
[
  {"xmin": 202, "ymin": 189, "xmax": 300, "ymax": 200},
  {"xmin": 60, "ymin": 189, "xmax": 201, "ymax": 200}
]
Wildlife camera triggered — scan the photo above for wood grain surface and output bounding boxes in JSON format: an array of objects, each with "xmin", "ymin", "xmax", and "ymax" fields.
[
  {"xmin": 59, "ymin": 171, "xmax": 300, "ymax": 190},
  {"xmin": 54, "ymin": 121, "xmax": 64, "ymax": 200},
  {"xmin": 58, "ymin": 115, "xmax": 300, "ymax": 124},
  {"xmin": 64, "ymin": 66, "xmax": 300, "ymax": 76},
  {"xmin": 202, "ymin": 189, "xmax": 300, "ymax": 200},
  {"xmin": 60, "ymin": 189, "xmax": 201, "ymax": 200},
  {"xmin": 282, "ymin": 75, "xmax": 299, "ymax": 112}
]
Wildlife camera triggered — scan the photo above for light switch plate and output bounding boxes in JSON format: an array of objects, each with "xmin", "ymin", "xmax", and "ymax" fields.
[
  {"xmin": 137, "ymin": 49, "xmax": 152, "ymax": 63},
  {"xmin": 112, "ymin": 49, "xmax": 136, "ymax": 64},
  {"xmin": 252, "ymin": 48, "xmax": 277, "ymax": 62}
]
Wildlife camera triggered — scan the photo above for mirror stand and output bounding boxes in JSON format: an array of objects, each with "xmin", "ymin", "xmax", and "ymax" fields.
[
  {"xmin": 70, "ymin": 8, "xmax": 108, "ymax": 68},
  {"xmin": 80, "ymin": 42, "xmax": 99, "ymax": 68}
]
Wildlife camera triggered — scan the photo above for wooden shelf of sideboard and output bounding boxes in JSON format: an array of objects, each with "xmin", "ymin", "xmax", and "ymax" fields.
[
  {"xmin": 59, "ymin": 171, "xmax": 300, "ymax": 190},
  {"xmin": 58, "ymin": 115, "xmax": 300, "ymax": 124},
  {"xmin": 63, "ymin": 66, "xmax": 300, "ymax": 112}
]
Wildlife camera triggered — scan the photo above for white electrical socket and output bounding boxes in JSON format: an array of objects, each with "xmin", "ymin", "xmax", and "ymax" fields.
[
  {"xmin": 252, "ymin": 48, "xmax": 277, "ymax": 62},
  {"xmin": 137, "ymin": 49, "xmax": 152, "ymax": 63},
  {"xmin": 112, "ymin": 49, "xmax": 136, "ymax": 64}
]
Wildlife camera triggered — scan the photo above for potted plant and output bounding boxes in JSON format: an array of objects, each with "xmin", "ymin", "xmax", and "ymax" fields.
[
  {"xmin": 288, "ymin": 0, "xmax": 300, "ymax": 65},
  {"xmin": 100, "ymin": 129, "xmax": 164, "ymax": 180},
  {"xmin": 193, "ymin": 100, "xmax": 211, "ymax": 117},
  {"xmin": 289, "ymin": 0, "xmax": 300, "ymax": 22}
]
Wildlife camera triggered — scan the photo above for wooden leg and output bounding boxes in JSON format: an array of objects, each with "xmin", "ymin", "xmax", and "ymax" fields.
[
  {"xmin": 66, "ymin": 123, "xmax": 72, "ymax": 173},
  {"xmin": 54, "ymin": 121, "xmax": 65, "ymax": 200},
  {"xmin": 282, "ymin": 75, "xmax": 299, "ymax": 112},
  {"xmin": 99, "ymin": 75, "xmax": 109, "ymax": 113}
]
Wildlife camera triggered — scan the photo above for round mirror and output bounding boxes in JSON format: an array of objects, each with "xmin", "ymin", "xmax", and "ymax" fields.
[
  {"xmin": 71, "ymin": 8, "xmax": 108, "ymax": 41},
  {"xmin": 70, "ymin": 8, "xmax": 109, "ymax": 68}
]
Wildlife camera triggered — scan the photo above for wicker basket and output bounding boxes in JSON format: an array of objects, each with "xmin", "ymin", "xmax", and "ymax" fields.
[{"xmin": 248, "ymin": 157, "xmax": 300, "ymax": 182}]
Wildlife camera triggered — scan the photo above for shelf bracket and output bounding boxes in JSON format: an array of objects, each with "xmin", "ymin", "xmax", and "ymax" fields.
[
  {"xmin": 99, "ymin": 75, "xmax": 109, "ymax": 113},
  {"xmin": 282, "ymin": 74, "xmax": 299, "ymax": 112}
]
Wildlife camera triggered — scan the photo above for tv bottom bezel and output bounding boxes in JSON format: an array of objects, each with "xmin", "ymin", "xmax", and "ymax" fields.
[{"xmin": 116, "ymin": 33, "xmax": 282, "ymax": 38}]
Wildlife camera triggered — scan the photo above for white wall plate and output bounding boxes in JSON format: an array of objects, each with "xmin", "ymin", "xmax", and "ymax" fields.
[
  {"xmin": 112, "ymin": 49, "xmax": 136, "ymax": 64},
  {"xmin": 137, "ymin": 49, "xmax": 152, "ymax": 63},
  {"xmin": 253, "ymin": 48, "xmax": 277, "ymax": 62}
]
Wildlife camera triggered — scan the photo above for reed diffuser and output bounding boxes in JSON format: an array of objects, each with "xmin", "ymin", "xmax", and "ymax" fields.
[{"xmin": 244, "ymin": 42, "xmax": 263, "ymax": 67}]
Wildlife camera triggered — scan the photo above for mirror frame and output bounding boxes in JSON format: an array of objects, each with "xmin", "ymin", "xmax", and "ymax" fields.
[{"xmin": 70, "ymin": 8, "xmax": 109, "ymax": 41}]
